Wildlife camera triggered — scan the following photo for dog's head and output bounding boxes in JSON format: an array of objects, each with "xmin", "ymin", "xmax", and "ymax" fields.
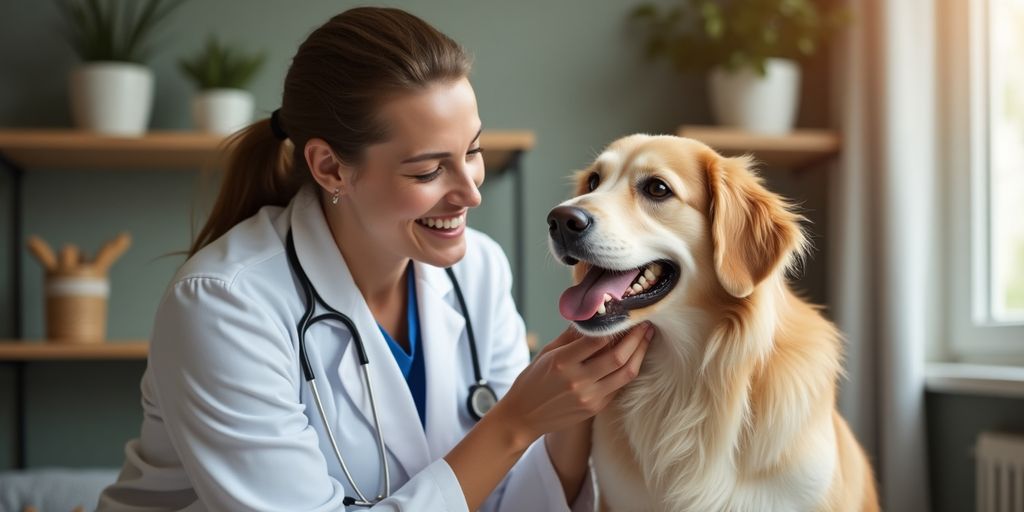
[{"xmin": 548, "ymin": 134, "xmax": 805, "ymax": 336}]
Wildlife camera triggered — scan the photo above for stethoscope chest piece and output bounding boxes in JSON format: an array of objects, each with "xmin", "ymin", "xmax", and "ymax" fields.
[{"xmin": 467, "ymin": 381, "xmax": 498, "ymax": 421}]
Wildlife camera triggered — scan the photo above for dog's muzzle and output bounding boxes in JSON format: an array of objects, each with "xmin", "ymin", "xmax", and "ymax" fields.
[{"xmin": 547, "ymin": 206, "xmax": 593, "ymax": 265}]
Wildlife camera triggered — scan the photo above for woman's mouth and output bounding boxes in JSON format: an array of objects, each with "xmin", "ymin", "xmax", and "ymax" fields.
[
  {"xmin": 415, "ymin": 213, "xmax": 466, "ymax": 238},
  {"xmin": 416, "ymin": 213, "xmax": 464, "ymax": 230}
]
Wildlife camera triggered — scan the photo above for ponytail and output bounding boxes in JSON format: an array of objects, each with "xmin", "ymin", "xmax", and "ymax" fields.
[{"xmin": 188, "ymin": 118, "xmax": 303, "ymax": 257}]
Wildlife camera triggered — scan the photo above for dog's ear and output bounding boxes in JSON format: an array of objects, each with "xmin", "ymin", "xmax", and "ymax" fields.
[{"xmin": 705, "ymin": 152, "xmax": 805, "ymax": 298}]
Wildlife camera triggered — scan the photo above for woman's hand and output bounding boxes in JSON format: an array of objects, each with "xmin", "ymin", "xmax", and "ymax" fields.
[
  {"xmin": 444, "ymin": 323, "xmax": 653, "ymax": 510},
  {"xmin": 492, "ymin": 322, "xmax": 655, "ymax": 443}
]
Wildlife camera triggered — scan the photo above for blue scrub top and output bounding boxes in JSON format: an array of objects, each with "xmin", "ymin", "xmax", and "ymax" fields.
[{"xmin": 377, "ymin": 263, "xmax": 427, "ymax": 428}]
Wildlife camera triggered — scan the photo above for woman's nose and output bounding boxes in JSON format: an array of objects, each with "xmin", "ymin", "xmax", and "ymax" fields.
[{"xmin": 450, "ymin": 163, "xmax": 483, "ymax": 207}]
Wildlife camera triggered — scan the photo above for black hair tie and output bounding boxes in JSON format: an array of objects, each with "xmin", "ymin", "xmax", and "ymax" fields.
[{"xmin": 269, "ymin": 109, "xmax": 288, "ymax": 140}]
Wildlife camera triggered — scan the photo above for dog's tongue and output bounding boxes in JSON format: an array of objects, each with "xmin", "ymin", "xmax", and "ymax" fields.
[{"xmin": 559, "ymin": 266, "xmax": 641, "ymax": 321}]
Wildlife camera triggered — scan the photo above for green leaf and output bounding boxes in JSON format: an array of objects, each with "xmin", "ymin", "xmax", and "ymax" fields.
[
  {"xmin": 624, "ymin": 0, "xmax": 851, "ymax": 75},
  {"xmin": 56, "ymin": 0, "xmax": 187, "ymax": 63},
  {"xmin": 798, "ymin": 37, "xmax": 815, "ymax": 55},
  {"xmin": 755, "ymin": 59, "xmax": 768, "ymax": 77},
  {"xmin": 179, "ymin": 35, "xmax": 266, "ymax": 90},
  {"xmin": 629, "ymin": 3, "xmax": 659, "ymax": 21},
  {"xmin": 705, "ymin": 17, "xmax": 723, "ymax": 39}
]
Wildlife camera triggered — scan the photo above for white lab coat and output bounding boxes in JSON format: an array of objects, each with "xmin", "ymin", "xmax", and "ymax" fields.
[{"xmin": 97, "ymin": 184, "xmax": 595, "ymax": 511}]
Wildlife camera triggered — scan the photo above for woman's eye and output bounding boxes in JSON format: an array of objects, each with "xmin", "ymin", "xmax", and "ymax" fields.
[
  {"xmin": 642, "ymin": 178, "xmax": 672, "ymax": 199},
  {"xmin": 587, "ymin": 172, "xmax": 600, "ymax": 192},
  {"xmin": 415, "ymin": 167, "xmax": 442, "ymax": 182},
  {"xmin": 467, "ymin": 147, "xmax": 483, "ymax": 159}
]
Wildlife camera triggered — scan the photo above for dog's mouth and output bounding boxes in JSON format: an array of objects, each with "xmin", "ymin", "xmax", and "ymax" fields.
[{"xmin": 558, "ymin": 259, "xmax": 680, "ymax": 330}]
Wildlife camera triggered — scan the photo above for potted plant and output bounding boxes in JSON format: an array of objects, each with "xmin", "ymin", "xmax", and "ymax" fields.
[
  {"xmin": 630, "ymin": 0, "xmax": 848, "ymax": 134},
  {"xmin": 58, "ymin": 0, "xmax": 187, "ymax": 136},
  {"xmin": 179, "ymin": 36, "xmax": 265, "ymax": 135}
]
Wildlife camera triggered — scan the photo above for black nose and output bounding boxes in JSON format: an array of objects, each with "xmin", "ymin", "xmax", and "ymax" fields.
[{"xmin": 547, "ymin": 206, "xmax": 593, "ymax": 237}]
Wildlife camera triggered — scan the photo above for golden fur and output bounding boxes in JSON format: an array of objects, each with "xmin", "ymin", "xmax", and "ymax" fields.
[{"xmin": 552, "ymin": 135, "xmax": 879, "ymax": 511}]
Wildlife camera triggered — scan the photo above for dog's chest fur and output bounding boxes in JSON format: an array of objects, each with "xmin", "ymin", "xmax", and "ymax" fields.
[{"xmin": 591, "ymin": 302, "xmax": 841, "ymax": 512}]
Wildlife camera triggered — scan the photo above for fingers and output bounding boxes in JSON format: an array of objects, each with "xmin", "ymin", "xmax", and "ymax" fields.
[
  {"xmin": 595, "ymin": 325, "xmax": 653, "ymax": 395},
  {"xmin": 555, "ymin": 329, "xmax": 615, "ymax": 363},
  {"xmin": 536, "ymin": 326, "xmax": 580, "ymax": 357},
  {"xmin": 583, "ymin": 322, "xmax": 652, "ymax": 379}
]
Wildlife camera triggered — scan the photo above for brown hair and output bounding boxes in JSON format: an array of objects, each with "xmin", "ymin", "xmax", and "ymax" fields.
[{"xmin": 189, "ymin": 7, "xmax": 473, "ymax": 257}]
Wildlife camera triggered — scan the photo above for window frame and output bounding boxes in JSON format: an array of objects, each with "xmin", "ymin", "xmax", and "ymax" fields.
[{"xmin": 943, "ymin": 0, "xmax": 1024, "ymax": 363}]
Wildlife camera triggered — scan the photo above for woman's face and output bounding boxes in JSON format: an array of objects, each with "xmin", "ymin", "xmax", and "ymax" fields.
[{"xmin": 343, "ymin": 77, "xmax": 485, "ymax": 268}]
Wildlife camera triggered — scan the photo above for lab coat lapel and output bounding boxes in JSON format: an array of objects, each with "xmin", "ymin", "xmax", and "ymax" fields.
[
  {"xmin": 415, "ymin": 262, "xmax": 468, "ymax": 458},
  {"xmin": 289, "ymin": 185, "xmax": 431, "ymax": 477}
]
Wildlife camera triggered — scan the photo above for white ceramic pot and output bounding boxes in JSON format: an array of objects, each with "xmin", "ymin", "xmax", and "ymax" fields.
[
  {"xmin": 192, "ymin": 88, "xmax": 254, "ymax": 135},
  {"xmin": 70, "ymin": 62, "xmax": 154, "ymax": 136},
  {"xmin": 708, "ymin": 58, "xmax": 801, "ymax": 135}
]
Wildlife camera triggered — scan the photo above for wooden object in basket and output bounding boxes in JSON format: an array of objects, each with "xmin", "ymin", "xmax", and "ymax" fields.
[{"xmin": 25, "ymin": 233, "xmax": 131, "ymax": 343}]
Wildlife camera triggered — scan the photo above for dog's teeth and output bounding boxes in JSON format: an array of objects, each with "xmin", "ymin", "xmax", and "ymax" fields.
[
  {"xmin": 631, "ymin": 283, "xmax": 643, "ymax": 293},
  {"xmin": 597, "ymin": 302, "xmax": 606, "ymax": 315},
  {"xmin": 638, "ymin": 276, "xmax": 648, "ymax": 288},
  {"xmin": 603, "ymin": 293, "xmax": 613, "ymax": 303},
  {"xmin": 652, "ymin": 265, "xmax": 663, "ymax": 277},
  {"xmin": 644, "ymin": 269, "xmax": 656, "ymax": 281}
]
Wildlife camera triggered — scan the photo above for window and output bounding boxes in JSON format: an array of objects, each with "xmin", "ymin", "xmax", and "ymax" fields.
[
  {"xmin": 987, "ymin": 0, "xmax": 1024, "ymax": 323},
  {"xmin": 944, "ymin": 0, "xmax": 1024, "ymax": 361}
]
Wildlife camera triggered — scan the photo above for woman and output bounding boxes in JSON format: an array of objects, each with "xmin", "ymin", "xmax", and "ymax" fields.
[{"xmin": 98, "ymin": 7, "xmax": 652, "ymax": 511}]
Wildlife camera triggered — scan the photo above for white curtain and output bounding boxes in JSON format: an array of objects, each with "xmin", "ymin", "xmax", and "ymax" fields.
[{"xmin": 830, "ymin": 0, "xmax": 938, "ymax": 510}]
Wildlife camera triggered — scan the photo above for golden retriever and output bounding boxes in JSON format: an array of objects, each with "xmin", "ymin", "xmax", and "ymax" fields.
[{"xmin": 546, "ymin": 134, "xmax": 879, "ymax": 511}]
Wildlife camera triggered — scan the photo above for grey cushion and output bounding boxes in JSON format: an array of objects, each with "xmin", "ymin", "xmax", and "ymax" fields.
[{"xmin": 0, "ymin": 467, "xmax": 119, "ymax": 512}]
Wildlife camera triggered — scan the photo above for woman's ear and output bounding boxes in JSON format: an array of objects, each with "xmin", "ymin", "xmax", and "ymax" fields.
[
  {"xmin": 704, "ymin": 151, "xmax": 805, "ymax": 298},
  {"xmin": 304, "ymin": 138, "xmax": 355, "ymax": 195}
]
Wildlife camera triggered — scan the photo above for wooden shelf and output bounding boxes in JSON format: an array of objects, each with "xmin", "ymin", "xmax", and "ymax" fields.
[
  {"xmin": 0, "ymin": 341, "xmax": 148, "ymax": 360},
  {"xmin": 677, "ymin": 126, "xmax": 840, "ymax": 169},
  {"xmin": 0, "ymin": 336, "xmax": 536, "ymax": 360},
  {"xmin": 0, "ymin": 129, "xmax": 536, "ymax": 174}
]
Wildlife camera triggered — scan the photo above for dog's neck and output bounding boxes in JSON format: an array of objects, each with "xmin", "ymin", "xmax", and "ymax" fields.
[{"xmin": 614, "ymin": 276, "xmax": 843, "ymax": 510}]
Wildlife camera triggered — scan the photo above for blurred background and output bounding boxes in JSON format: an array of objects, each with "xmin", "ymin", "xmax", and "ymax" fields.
[{"xmin": 0, "ymin": 1, "xmax": 1022, "ymax": 511}]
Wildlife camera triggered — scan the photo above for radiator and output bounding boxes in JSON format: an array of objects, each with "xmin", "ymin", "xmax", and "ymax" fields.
[{"xmin": 977, "ymin": 432, "xmax": 1024, "ymax": 512}]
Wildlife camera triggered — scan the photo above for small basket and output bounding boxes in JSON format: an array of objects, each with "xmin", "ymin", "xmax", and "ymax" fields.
[{"xmin": 45, "ymin": 267, "xmax": 109, "ymax": 344}]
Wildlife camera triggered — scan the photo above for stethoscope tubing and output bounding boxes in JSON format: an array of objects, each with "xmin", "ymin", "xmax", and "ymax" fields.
[{"xmin": 285, "ymin": 229, "xmax": 493, "ymax": 507}]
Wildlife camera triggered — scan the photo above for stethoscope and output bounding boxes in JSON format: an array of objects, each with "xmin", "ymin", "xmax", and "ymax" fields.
[{"xmin": 285, "ymin": 229, "xmax": 497, "ymax": 507}]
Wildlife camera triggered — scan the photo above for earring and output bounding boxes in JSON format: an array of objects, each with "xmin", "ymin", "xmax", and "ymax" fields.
[{"xmin": 331, "ymin": 188, "xmax": 340, "ymax": 205}]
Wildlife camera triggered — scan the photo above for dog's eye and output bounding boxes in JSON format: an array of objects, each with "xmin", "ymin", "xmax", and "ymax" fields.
[
  {"xmin": 643, "ymin": 178, "xmax": 672, "ymax": 200},
  {"xmin": 587, "ymin": 172, "xmax": 600, "ymax": 192}
]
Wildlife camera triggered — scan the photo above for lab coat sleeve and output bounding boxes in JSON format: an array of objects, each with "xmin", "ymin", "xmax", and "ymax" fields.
[
  {"xmin": 473, "ymin": 239, "xmax": 597, "ymax": 512},
  {"xmin": 149, "ymin": 277, "xmax": 469, "ymax": 512}
]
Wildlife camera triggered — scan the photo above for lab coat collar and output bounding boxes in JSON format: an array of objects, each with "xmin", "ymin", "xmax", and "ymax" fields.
[{"xmin": 288, "ymin": 185, "xmax": 468, "ymax": 476}]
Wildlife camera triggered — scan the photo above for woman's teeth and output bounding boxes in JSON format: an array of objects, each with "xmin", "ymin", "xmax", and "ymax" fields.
[
  {"xmin": 594, "ymin": 263, "xmax": 664, "ymax": 316},
  {"xmin": 417, "ymin": 214, "xmax": 464, "ymax": 230}
]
